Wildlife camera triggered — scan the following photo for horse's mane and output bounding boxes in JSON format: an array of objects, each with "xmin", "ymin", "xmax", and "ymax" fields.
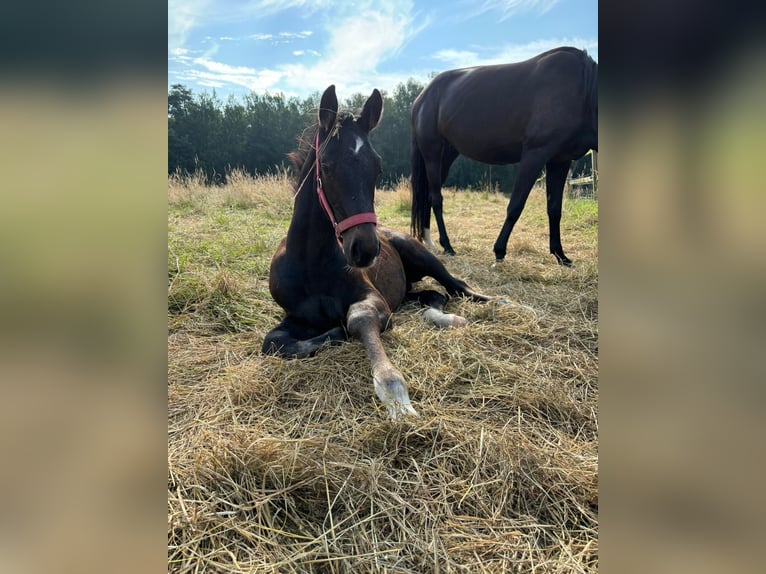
[{"xmin": 288, "ymin": 111, "xmax": 356, "ymax": 196}]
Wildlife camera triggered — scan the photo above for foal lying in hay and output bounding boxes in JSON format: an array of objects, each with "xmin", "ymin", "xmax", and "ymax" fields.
[{"xmin": 262, "ymin": 85, "xmax": 493, "ymax": 419}]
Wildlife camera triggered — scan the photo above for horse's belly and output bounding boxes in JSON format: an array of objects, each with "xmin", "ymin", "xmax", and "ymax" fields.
[
  {"xmin": 443, "ymin": 122, "xmax": 523, "ymax": 164},
  {"xmin": 461, "ymin": 141, "xmax": 522, "ymax": 165}
]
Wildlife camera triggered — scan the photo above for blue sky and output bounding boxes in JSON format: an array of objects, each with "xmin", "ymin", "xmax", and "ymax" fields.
[{"xmin": 168, "ymin": 0, "xmax": 597, "ymax": 100}]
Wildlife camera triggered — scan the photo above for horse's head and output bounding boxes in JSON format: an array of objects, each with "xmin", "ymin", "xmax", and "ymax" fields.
[{"xmin": 315, "ymin": 85, "xmax": 383, "ymax": 268}]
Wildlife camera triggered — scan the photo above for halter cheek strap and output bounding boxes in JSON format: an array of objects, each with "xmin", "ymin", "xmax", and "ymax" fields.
[{"xmin": 315, "ymin": 132, "xmax": 378, "ymax": 244}]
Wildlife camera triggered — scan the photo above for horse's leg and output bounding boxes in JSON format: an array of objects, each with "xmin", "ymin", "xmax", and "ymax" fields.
[
  {"xmin": 262, "ymin": 316, "xmax": 346, "ymax": 358},
  {"xmin": 346, "ymin": 297, "xmax": 418, "ymax": 419},
  {"xmin": 492, "ymin": 149, "xmax": 549, "ymax": 262},
  {"xmin": 545, "ymin": 160, "xmax": 573, "ymax": 266},
  {"xmin": 383, "ymin": 230, "xmax": 491, "ymax": 302},
  {"xmin": 424, "ymin": 146, "xmax": 458, "ymax": 255},
  {"xmin": 407, "ymin": 289, "xmax": 467, "ymax": 328}
]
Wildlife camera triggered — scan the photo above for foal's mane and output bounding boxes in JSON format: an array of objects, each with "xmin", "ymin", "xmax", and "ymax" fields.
[{"xmin": 288, "ymin": 111, "xmax": 356, "ymax": 196}]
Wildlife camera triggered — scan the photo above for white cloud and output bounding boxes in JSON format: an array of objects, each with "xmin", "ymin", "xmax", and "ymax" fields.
[
  {"xmin": 273, "ymin": 1, "xmax": 428, "ymax": 96},
  {"xmin": 169, "ymin": 1, "xmax": 319, "ymax": 53},
  {"xmin": 168, "ymin": 1, "xmax": 597, "ymax": 102},
  {"xmin": 173, "ymin": 1, "xmax": 428, "ymax": 98},
  {"xmin": 193, "ymin": 58, "xmax": 260, "ymax": 76},
  {"xmin": 279, "ymin": 31, "xmax": 312, "ymax": 39},
  {"xmin": 250, "ymin": 31, "xmax": 314, "ymax": 43},
  {"xmin": 465, "ymin": 0, "xmax": 560, "ymax": 21},
  {"xmin": 168, "ymin": 0, "xmax": 211, "ymax": 54},
  {"xmin": 432, "ymin": 49, "xmax": 479, "ymax": 68},
  {"xmin": 432, "ymin": 37, "xmax": 598, "ymax": 69},
  {"xmin": 243, "ymin": 0, "xmax": 333, "ymax": 16},
  {"xmin": 497, "ymin": 37, "xmax": 598, "ymax": 63},
  {"xmin": 181, "ymin": 68, "xmax": 285, "ymax": 93}
]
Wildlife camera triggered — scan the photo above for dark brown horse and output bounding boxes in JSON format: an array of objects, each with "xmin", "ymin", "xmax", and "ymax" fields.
[
  {"xmin": 262, "ymin": 85, "xmax": 491, "ymax": 419},
  {"xmin": 410, "ymin": 46, "xmax": 598, "ymax": 265}
]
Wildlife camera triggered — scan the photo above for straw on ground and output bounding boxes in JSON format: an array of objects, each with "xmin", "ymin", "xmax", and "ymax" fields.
[{"xmin": 168, "ymin": 170, "xmax": 598, "ymax": 573}]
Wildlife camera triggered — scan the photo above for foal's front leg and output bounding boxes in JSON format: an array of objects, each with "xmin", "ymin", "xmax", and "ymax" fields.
[{"xmin": 346, "ymin": 297, "xmax": 418, "ymax": 420}]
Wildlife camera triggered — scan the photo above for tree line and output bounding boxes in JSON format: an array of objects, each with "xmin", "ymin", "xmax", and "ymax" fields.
[{"xmin": 168, "ymin": 81, "xmax": 592, "ymax": 193}]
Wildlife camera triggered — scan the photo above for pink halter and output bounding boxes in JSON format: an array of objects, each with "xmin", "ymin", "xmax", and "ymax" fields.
[{"xmin": 315, "ymin": 132, "xmax": 378, "ymax": 244}]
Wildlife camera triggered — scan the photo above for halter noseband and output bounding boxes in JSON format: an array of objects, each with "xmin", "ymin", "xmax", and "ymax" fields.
[{"xmin": 315, "ymin": 132, "xmax": 378, "ymax": 244}]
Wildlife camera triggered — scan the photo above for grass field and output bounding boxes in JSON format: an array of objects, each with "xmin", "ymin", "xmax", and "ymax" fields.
[{"xmin": 168, "ymin": 171, "xmax": 598, "ymax": 573}]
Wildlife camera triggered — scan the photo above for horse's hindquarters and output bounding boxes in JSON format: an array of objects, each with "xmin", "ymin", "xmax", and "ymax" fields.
[{"xmin": 363, "ymin": 239, "xmax": 407, "ymax": 311}]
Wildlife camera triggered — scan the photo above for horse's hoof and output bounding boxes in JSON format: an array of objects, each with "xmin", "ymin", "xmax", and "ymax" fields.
[
  {"xmin": 491, "ymin": 259, "xmax": 504, "ymax": 269},
  {"xmin": 387, "ymin": 402, "xmax": 419, "ymax": 420},
  {"xmin": 423, "ymin": 308, "xmax": 466, "ymax": 328},
  {"xmin": 374, "ymin": 372, "xmax": 418, "ymax": 421},
  {"xmin": 443, "ymin": 249, "xmax": 456, "ymax": 256},
  {"xmin": 553, "ymin": 252, "xmax": 573, "ymax": 267}
]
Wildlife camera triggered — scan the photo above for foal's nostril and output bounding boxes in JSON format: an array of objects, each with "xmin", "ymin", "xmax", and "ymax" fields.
[
  {"xmin": 356, "ymin": 245, "xmax": 370, "ymax": 266},
  {"xmin": 351, "ymin": 239, "xmax": 363, "ymax": 265}
]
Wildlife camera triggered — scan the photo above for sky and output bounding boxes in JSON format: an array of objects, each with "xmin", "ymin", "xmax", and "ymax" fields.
[{"xmin": 168, "ymin": 0, "xmax": 597, "ymax": 101}]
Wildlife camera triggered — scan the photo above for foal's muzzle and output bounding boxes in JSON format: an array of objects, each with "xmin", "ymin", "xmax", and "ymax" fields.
[{"xmin": 342, "ymin": 223, "xmax": 380, "ymax": 268}]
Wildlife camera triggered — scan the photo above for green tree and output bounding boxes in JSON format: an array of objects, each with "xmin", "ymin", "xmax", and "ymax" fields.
[
  {"xmin": 167, "ymin": 81, "xmax": 544, "ymax": 193},
  {"xmin": 371, "ymin": 79, "xmax": 424, "ymax": 187},
  {"xmin": 168, "ymin": 84, "xmax": 195, "ymax": 173}
]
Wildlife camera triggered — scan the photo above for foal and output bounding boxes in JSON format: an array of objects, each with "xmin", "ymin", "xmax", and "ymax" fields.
[{"xmin": 262, "ymin": 85, "xmax": 491, "ymax": 419}]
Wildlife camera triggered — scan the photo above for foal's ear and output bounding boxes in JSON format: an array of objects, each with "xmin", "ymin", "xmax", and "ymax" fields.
[
  {"xmin": 358, "ymin": 88, "xmax": 383, "ymax": 133},
  {"xmin": 318, "ymin": 85, "xmax": 338, "ymax": 134}
]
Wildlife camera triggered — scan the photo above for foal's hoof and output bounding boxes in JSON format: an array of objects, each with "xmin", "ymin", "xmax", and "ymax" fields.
[
  {"xmin": 423, "ymin": 308, "xmax": 467, "ymax": 328},
  {"xmin": 443, "ymin": 248, "xmax": 456, "ymax": 256},
  {"xmin": 386, "ymin": 401, "xmax": 419, "ymax": 420},
  {"xmin": 373, "ymin": 372, "xmax": 419, "ymax": 420},
  {"xmin": 491, "ymin": 258, "xmax": 504, "ymax": 269}
]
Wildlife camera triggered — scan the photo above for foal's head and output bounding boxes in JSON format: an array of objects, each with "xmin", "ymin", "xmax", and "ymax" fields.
[{"xmin": 315, "ymin": 85, "xmax": 383, "ymax": 268}]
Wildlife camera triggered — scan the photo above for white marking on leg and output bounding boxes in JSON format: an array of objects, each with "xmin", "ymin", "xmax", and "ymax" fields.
[
  {"xmin": 374, "ymin": 371, "xmax": 419, "ymax": 420},
  {"xmin": 423, "ymin": 228, "xmax": 436, "ymax": 248},
  {"xmin": 423, "ymin": 307, "xmax": 467, "ymax": 328}
]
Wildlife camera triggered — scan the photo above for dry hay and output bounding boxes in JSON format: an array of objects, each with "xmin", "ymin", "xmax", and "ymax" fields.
[{"xmin": 168, "ymin": 173, "xmax": 598, "ymax": 572}]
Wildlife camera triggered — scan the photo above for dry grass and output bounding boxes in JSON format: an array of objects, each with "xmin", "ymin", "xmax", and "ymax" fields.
[{"xmin": 168, "ymin": 171, "xmax": 598, "ymax": 573}]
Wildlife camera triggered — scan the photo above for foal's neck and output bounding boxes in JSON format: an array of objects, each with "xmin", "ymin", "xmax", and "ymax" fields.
[{"xmin": 286, "ymin": 170, "xmax": 342, "ymax": 261}]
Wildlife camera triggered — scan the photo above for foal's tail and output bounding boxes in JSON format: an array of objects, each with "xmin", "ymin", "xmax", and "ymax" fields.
[{"xmin": 410, "ymin": 133, "xmax": 430, "ymax": 241}]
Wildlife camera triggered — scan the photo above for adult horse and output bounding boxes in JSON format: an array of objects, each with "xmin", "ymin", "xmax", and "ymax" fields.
[
  {"xmin": 262, "ymin": 85, "xmax": 491, "ymax": 419},
  {"xmin": 410, "ymin": 46, "xmax": 598, "ymax": 265}
]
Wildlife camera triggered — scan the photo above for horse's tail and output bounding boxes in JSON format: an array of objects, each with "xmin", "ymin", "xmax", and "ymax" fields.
[
  {"xmin": 582, "ymin": 51, "xmax": 598, "ymax": 150},
  {"xmin": 410, "ymin": 133, "xmax": 430, "ymax": 240}
]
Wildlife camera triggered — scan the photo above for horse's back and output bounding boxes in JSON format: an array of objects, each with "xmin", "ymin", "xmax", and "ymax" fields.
[
  {"xmin": 430, "ymin": 47, "xmax": 590, "ymax": 98},
  {"xmin": 413, "ymin": 47, "xmax": 595, "ymax": 160}
]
